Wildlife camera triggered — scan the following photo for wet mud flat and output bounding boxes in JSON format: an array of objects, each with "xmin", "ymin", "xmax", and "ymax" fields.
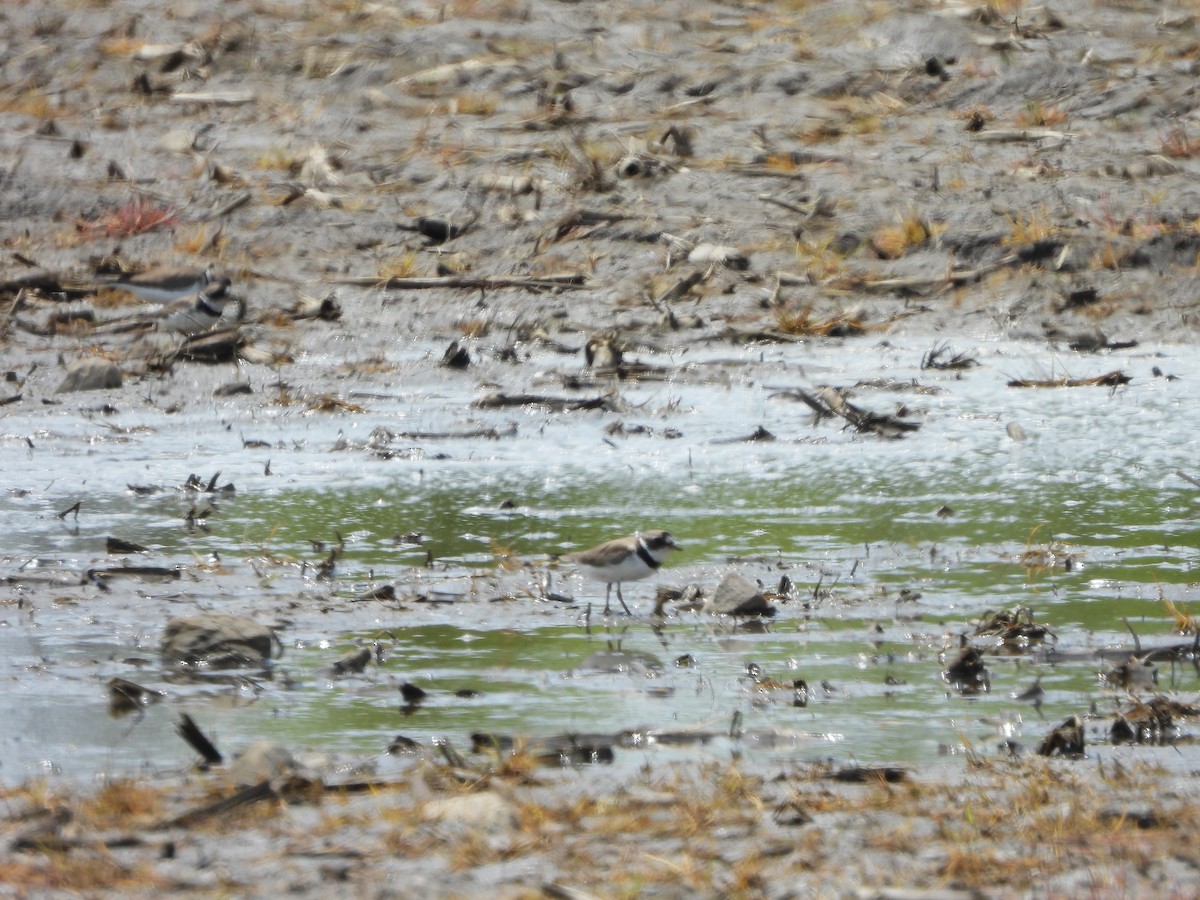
[{"xmin": 6, "ymin": 0, "xmax": 1200, "ymax": 895}]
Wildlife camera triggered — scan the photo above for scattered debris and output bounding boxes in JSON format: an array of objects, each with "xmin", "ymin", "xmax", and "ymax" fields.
[
  {"xmin": 346, "ymin": 272, "xmax": 587, "ymax": 292},
  {"xmin": 828, "ymin": 765, "xmax": 908, "ymax": 784},
  {"xmin": 1110, "ymin": 696, "xmax": 1200, "ymax": 745},
  {"xmin": 107, "ymin": 677, "xmax": 164, "ymax": 715},
  {"xmin": 473, "ymin": 391, "xmax": 620, "ymax": 412},
  {"xmin": 1008, "ymin": 370, "xmax": 1131, "ymax": 388},
  {"xmin": 974, "ymin": 605, "xmax": 1055, "ymax": 649},
  {"xmin": 87, "ymin": 565, "xmax": 181, "ymax": 584},
  {"xmin": 1037, "ymin": 715, "xmax": 1085, "ymax": 758},
  {"xmin": 330, "ymin": 647, "xmax": 372, "ymax": 676},
  {"xmin": 777, "ymin": 386, "xmax": 921, "ymax": 439},
  {"xmin": 354, "ymin": 584, "xmax": 398, "ymax": 602},
  {"xmin": 942, "ymin": 640, "xmax": 990, "ymax": 694},
  {"xmin": 921, "ymin": 344, "xmax": 978, "ymax": 370},
  {"xmin": 105, "ymin": 536, "xmax": 149, "ymax": 554}
]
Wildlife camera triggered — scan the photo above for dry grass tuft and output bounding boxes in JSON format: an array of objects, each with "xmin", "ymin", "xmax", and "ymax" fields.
[
  {"xmin": 254, "ymin": 146, "xmax": 295, "ymax": 172},
  {"xmin": 79, "ymin": 779, "xmax": 166, "ymax": 827},
  {"xmin": 1161, "ymin": 127, "xmax": 1198, "ymax": 158},
  {"xmin": 448, "ymin": 93, "xmax": 500, "ymax": 116},
  {"xmin": 774, "ymin": 305, "xmax": 868, "ymax": 337},
  {"xmin": 0, "ymin": 89, "xmax": 55, "ymax": 118},
  {"xmin": 1018, "ymin": 525, "xmax": 1080, "ymax": 577},
  {"xmin": 1014, "ymin": 100, "xmax": 1069, "ymax": 128},
  {"xmin": 376, "ymin": 252, "xmax": 419, "ymax": 280},
  {"xmin": 1004, "ymin": 208, "xmax": 1057, "ymax": 246},
  {"xmin": 97, "ymin": 35, "xmax": 145, "ymax": 56},
  {"xmin": 337, "ymin": 355, "xmax": 396, "ymax": 376},
  {"xmin": 492, "ymin": 747, "xmax": 542, "ymax": 781},
  {"xmin": 174, "ymin": 224, "xmax": 228, "ymax": 258},
  {"xmin": 304, "ymin": 394, "xmax": 367, "ymax": 414},
  {"xmin": 0, "ymin": 854, "xmax": 169, "ymax": 893},
  {"xmin": 1162, "ymin": 593, "xmax": 1198, "ymax": 634},
  {"xmin": 870, "ymin": 215, "xmax": 934, "ymax": 259},
  {"xmin": 490, "ymin": 541, "xmax": 524, "ymax": 573},
  {"xmin": 758, "ymin": 153, "xmax": 803, "ymax": 173},
  {"xmin": 457, "ymin": 319, "xmax": 490, "ymax": 338},
  {"xmin": 794, "ymin": 235, "xmax": 848, "ymax": 280}
]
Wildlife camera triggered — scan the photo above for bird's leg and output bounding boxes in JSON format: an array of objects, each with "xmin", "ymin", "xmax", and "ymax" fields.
[
  {"xmin": 616, "ymin": 583, "xmax": 632, "ymax": 616},
  {"xmin": 604, "ymin": 583, "xmax": 612, "ymax": 616}
]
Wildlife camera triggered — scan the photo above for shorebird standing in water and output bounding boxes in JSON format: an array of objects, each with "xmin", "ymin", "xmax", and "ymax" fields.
[{"xmin": 567, "ymin": 530, "xmax": 680, "ymax": 615}]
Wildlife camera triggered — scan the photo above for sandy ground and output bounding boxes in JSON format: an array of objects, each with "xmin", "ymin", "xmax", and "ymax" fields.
[{"xmin": 5, "ymin": 0, "xmax": 1200, "ymax": 895}]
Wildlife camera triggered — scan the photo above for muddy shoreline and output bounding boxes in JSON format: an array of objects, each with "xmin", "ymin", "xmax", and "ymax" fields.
[
  {"xmin": 5, "ymin": 0, "xmax": 1200, "ymax": 895},
  {"xmin": 5, "ymin": 752, "xmax": 1199, "ymax": 898}
]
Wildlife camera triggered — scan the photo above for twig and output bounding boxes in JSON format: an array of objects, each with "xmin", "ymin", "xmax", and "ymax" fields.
[
  {"xmin": 200, "ymin": 191, "xmax": 252, "ymax": 222},
  {"xmin": 163, "ymin": 780, "xmax": 275, "ymax": 828},
  {"xmin": 1176, "ymin": 470, "xmax": 1200, "ymax": 490},
  {"xmin": 344, "ymin": 273, "xmax": 587, "ymax": 292},
  {"xmin": 176, "ymin": 712, "xmax": 224, "ymax": 764},
  {"xmin": 1008, "ymin": 370, "xmax": 1130, "ymax": 388}
]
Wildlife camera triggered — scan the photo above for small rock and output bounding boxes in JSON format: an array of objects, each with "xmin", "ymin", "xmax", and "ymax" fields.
[
  {"xmin": 577, "ymin": 649, "xmax": 663, "ymax": 674},
  {"xmin": 156, "ymin": 128, "xmax": 199, "ymax": 154},
  {"xmin": 56, "ymin": 358, "xmax": 122, "ymax": 393},
  {"xmin": 228, "ymin": 741, "xmax": 298, "ymax": 786},
  {"xmin": 160, "ymin": 614, "xmax": 274, "ymax": 670},
  {"xmin": 388, "ymin": 735, "xmax": 422, "ymax": 754},
  {"xmin": 107, "ymin": 676, "xmax": 163, "ymax": 715},
  {"xmin": 943, "ymin": 644, "xmax": 990, "ymax": 694},
  {"xmin": 1037, "ymin": 714, "xmax": 1085, "ymax": 758},
  {"xmin": 688, "ymin": 242, "xmax": 750, "ymax": 270}
]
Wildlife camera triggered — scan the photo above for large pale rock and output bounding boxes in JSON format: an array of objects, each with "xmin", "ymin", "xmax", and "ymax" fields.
[
  {"xmin": 423, "ymin": 791, "xmax": 517, "ymax": 831},
  {"xmin": 228, "ymin": 741, "xmax": 298, "ymax": 786},
  {"xmin": 161, "ymin": 614, "xmax": 273, "ymax": 669},
  {"xmin": 710, "ymin": 572, "xmax": 774, "ymax": 616},
  {"xmin": 55, "ymin": 358, "xmax": 122, "ymax": 393}
]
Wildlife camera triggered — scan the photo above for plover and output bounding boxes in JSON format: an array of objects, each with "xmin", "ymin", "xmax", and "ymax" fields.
[
  {"xmin": 568, "ymin": 529, "xmax": 680, "ymax": 615},
  {"xmin": 150, "ymin": 276, "xmax": 236, "ymax": 335},
  {"xmin": 105, "ymin": 264, "xmax": 218, "ymax": 305}
]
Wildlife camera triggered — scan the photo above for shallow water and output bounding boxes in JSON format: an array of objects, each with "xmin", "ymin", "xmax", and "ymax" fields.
[{"xmin": 2, "ymin": 335, "xmax": 1198, "ymax": 781}]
